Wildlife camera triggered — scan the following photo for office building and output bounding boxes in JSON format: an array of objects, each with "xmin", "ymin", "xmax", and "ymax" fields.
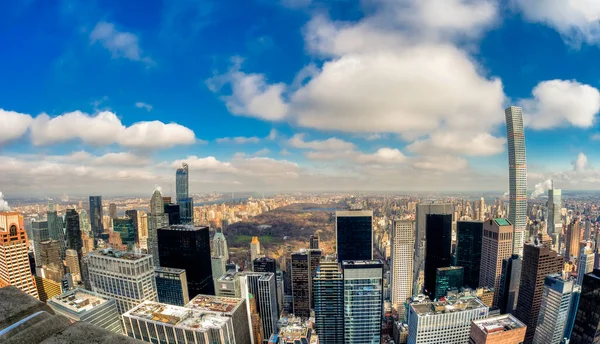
[
  {"xmin": 564, "ymin": 284, "xmax": 581, "ymax": 341},
  {"xmin": 89, "ymin": 196, "xmax": 103, "ymax": 239},
  {"xmin": 78, "ymin": 209, "xmax": 91, "ymax": 236},
  {"xmin": 48, "ymin": 288, "xmax": 121, "ymax": 333},
  {"xmin": 46, "ymin": 202, "xmax": 65, "ymax": 258},
  {"xmin": 108, "ymin": 203, "xmax": 117, "ymax": 220},
  {"xmin": 456, "ymin": 221, "xmax": 483, "ymax": 288},
  {"xmin": 533, "ymin": 274, "xmax": 576, "ymax": 344},
  {"xmin": 176, "ymin": 162, "xmax": 189, "ymax": 201},
  {"xmin": 342, "ymin": 260, "xmax": 383, "ymax": 344},
  {"xmin": 65, "ymin": 209, "xmax": 83, "ymax": 257},
  {"xmin": 186, "ymin": 294, "xmax": 252, "ymax": 344},
  {"xmin": 570, "ymin": 269, "xmax": 600, "ymax": 343},
  {"xmin": 155, "ymin": 267, "xmax": 189, "ymax": 306},
  {"xmin": 269, "ymin": 316, "xmax": 319, "ymax": 344},
  {"xmin": 577, "ymin": 246, "xmax": 594, "ymax": 285},
  {"xmin": 215, "ymin": 271, "xmax": 242, "ymax": 298},
  {"xmin": 86, "ymin": 248, "xmax": 157, "ymax": 314},
  {"xmin": 65, "ymin": 249, "xmax": 81, "ymax": 283},
  {"xmin": 505, "ymin": 106, "xmax": 527, "ymax": 256},
  {"xmin": 178, "ymin": 198, "xmax": 193, "ymax": 225},
  {"xmin": 213, "ymin": 230, "xmax": 229, "ymax": 260},
  {"xmin": 435, "ymin": 266, "xmax": 464, "ymax": 299},
  {"xmin": 514, "ymin": 242, "xmax": 563, "ymax": 343},
  {"xmin": 314, "ymin": 260, "xmax": 344, "ymax": 344},
  {"xmin": 148, "ymin": 189, "xmax": 168, "ymax": 266},
  {"xmin": 335, "ymin": 210, "xmax": 373, "ymax": 262},
  {"xmin": 547, "ymin": 187, "xmax": 562, "ymax": 236},
  {"xmin": 124, "ymin": 209, "xmax": 139, "ymax": 242},
  {"xmin": 34, "ymin": 276, "xmax": 63, "ymax": 302},
  {"xmin": 164, "ymin": 203, "xmax": 180, "ymax": 225},
  {"xmin": 391, "ymin": 220, "xmax": 414, "ymax": 311},
  {"xmin": 113, "ymin": 217, "xmax": 135, "ymax": 249},
  {"xmin": 498, "ymin": 254, "xmax": 522, "ymax": 314},
  {"xmin": 408, "ymin": 295, "xmax": 489, "ymax": 343},
  {"xmin": 122, "ymin": 301, "xmax": 236, "ymax": 344},
  {"xmin": 565, "ymin": 220, "xmax": 581, "ymax": 261},
  {"xmin": 158, "ymin": 225, "xmax": 214, "ymax": 298},
  {"xmin": 414, "ymin": 203, "xmax": 453, "ymax": 295},
  {"xmin": 479, "ymin": 219, "xmax": 514, "ymax": 306},
  {"xmin": 38, "ymin": 240, "xmax": 64, "ymax": 282},
  {"xmin": 469, "ymin": 314, "xmax": 526, "ymax": 344},
  {"xmin": 242, "ymin": 272, "xmax": 278, "ymax": 342},
  {"xmin": 310, "ymin": 234, "xmax": 319, "ymax": 250},
  {"xmin": 212, "ymin": 256, "xmax": 227, "ymax": 284},
  {"xmin": 250, "ymin": 236, "xmax": 261, "ymax": 265},
  {"xmin": 32, "ymin": 220, "xmax": 49, "ymax": 267},
  {"xmin": 291, "ymin": 251, "xmax": 310, "ymax": 318},
  {"xmin": 257, "ymin": 273, "xmax": 279, "ymax": 339},
  {"xmin": 424, "ymin": 213, "xmax": 452, "ymax": 298},
  {"xmin": 254, "ymin": 257, "xmax": 277, "ymax": 274}
]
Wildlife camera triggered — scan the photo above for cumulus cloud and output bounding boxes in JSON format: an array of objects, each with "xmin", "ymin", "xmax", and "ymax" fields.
[
  {"xmin": 520, "ymin": 80, "xmax": 600, "ymax": 129},
  {"xmin": 530, "ymin": 152, "xmax": 600, "ymax": 197},
  {"xmin": 216, "ymin": 136, "xmax": 261, "ymax": 144},
  {"xmin": 135, "ymin": 102, "xmax": 153, "ymax": 111},
  {"xmin": 513, "ymin": 0, "xmax": 600, "ymax": 47},
  {"xmin": 90, "ymin": 21, "xmax": 154, "ymax": 65},
  {"xmin": 288, "ymin": 133, "xmax": 355, "ymax": 151},
  {"xmin": 0, "ymin": 109, "xmax": 33, "ymax": 146},
  {"xmin": 407, "ymin": 132, "xmax": 506, "ymax": 156},
  {"xmin": 0, "ymin": 192, "xmax": 10, "ymax": 211},
  {"xmin": 574, "ymin": 152, "xmax": 589, "ymax": 172}
]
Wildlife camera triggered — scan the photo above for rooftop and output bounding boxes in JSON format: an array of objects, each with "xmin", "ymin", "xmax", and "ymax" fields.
[
  {"xmin": 90, "ymin": 248, "xmax": 147, "ymax": 260},
  {"xmin": 411, "ymin": 296, "xmax": 486, "ymax": 316},
  {"xmin": 185, "ymin": 295, "xmax": 243, "ymax": 315},
  {"xmin": 218, "ymin": 272, "xmax": 239, "ymax": 281},
  {"xmin": 48, "ymin": 289, "xmax": 110, "ymax": 313},
  {"xmin": 154, "ymin": 266, "xmax": 186, "ymax": 274},
  {"xmin": 472, "ymin": 314, "xmax": 526, "ymax": 334},
  {"xmin": 336, "ymin": 210, "xmax": 372, "ymax": 217},
  {"xmin": 342, "ymin": 260, "xmax": 382, "ymax": 266},
  {"xmin": 493, "ymin": 218, "xmax": 511, "ymax": 226},
  {"xmin": 124, "ymin": 301, "xmax": 230, "ymax": 332},
  {"xmin": 159, "ymin": 225, "xmax": 208, "ymax": 232},
  {"xmin": 272, "ymin": 317, "xmax": 318, "ymax": 344}
]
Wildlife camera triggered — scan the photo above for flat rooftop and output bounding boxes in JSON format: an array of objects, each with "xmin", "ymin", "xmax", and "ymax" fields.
[
  {"xmin": 473, "ymin": 314, "xmax": 526, "ymax": 334},
  {"xmin": 155, "ymin": 267, "xmax": 185, "ymax": 274},
  {"xmin": 185, "ymin": 295, "xmax": 243, "ymax": 314},
  {"xmin": 274, "ymin": 318, "xmax": 318, "ymax": 344},
  {"xmin": 90, "ymin": 248, "xmax": 147, "ymax": 260},
  {"xmin": 125, "ymin": 301, "xmax": 230, "ymax": 332},
  {"xmin": 493, "ymin": 218, "xmax": 511, "ymax": 226},
  {"xmin": 218, "ymin": 272, "xmax": 238, "ymax": 281},
  {"xmin": 411, "ymin": 296, "xmax": 486, "ymax": 316},
  {"xmin": 336, "ymin": 210, "xmax": 373, "ymax": 217},
  {"xmin": 342, "ymin": 260, "xmax": 382, "ymax": 266},
  {"xmin": 49, "ymin": 289, "xmax": 110, "ymax": 313},
  {"xmin": 159, "ymin": 225, "xmax": 208, "ymax": 232}
]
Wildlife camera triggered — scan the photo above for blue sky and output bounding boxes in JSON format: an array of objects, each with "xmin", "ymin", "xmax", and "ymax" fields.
[{"xmin": 1, "ymin": 0, "xmax": 600, "ymax": 197}]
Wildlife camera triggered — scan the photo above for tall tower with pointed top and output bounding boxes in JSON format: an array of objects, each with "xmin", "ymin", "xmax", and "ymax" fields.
[
  {"xmin": 505, "ymin": 106, "xmax": 527, "ymax": 256},
  {"xmin": 148, "ymin": 190, "xmax": 168, "ymax": 266}
]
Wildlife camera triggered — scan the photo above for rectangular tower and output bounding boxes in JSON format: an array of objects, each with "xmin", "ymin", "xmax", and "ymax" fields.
[
  {"xmin": 154, "ymin": 267, "xmax": 189, "ymax": 306},
  {"xmin": 497, "ymin": 254, "xmax": 522, "ymax": 314},
  {"xmin": 48, "ymin": 288, "xmax": 121, "ymax": 333},
  {"xmin": 533, "ymin": 274, "xmax": 576, "ymax": 344},
  {"xmin": 479, "ymin": 218, "xmax": 514, "ymax": 306},
  {"xmin": 335, "ymin": 210, "xmax": 373, "ymax": 262},
  {"xmin": 0, "ymin": 212, "xmax": 38, "ymax": 299},
  {"xmin": 547, "ymin": 188, "xmax": 562, "ymax": 236},
  {"xmin": 314, "ymin": 260, "xmax": 344, "ymax": 344},
  {"xmin": 258, "ymin": 273, "xmax": 279, "ymax": 340},
  {"xmin": 391, "ymin": 220, "xmax": 414, "ymax": 312},
  {"xmin": 89, "ymin": 196, "xmax": 103, "ymax": 239},
  {"xmin": 469, "ymin": 314, "xmax": 526, "ymax": 344},
  {"xmin": 570, "ymin": 269, "xmax": 600, "ymax": 343},
  {"xmin": 291, "ymin": 251, "xmax": 310, "ymax": 318},
  {"xmin": 423, "ymin": 213, "xmax": 452, "ymax": 298},
  {"xmin": 505, "ymin": 106, "xmax": 527, "ymax": 256},
  {"xmin": 434, "ymin": 266, "xmax": 464, "ymax": 299},
  {"xmin": 456, "ymin": 221, "xmax": 483, "ymax": 289}
]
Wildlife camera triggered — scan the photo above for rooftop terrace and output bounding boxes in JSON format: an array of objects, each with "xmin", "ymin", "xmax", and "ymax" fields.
[
  {"xmin": 411, "ymin": 296, "xmax": 486, "ymax": 316},
  {"xmin": 90, "ymin": 248, "xmax": 147, "ymax": 260},
  {"xmin": 48, "ymin": 289, "xmax": 109, "ymax": 313},
  {"xmin": 185, "ymin": 295, "xmax": 242, "ymax": 314},
  {"xmin": 473, "ymin": 314, "xmax": 526, "ymax": 334},
  {"xmin": 125, "ymin": 301, "xmax": 230, "ymax": 332}
]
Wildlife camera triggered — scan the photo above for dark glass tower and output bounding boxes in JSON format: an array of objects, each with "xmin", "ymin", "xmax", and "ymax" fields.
[
  {"xmin": 314, "ymin": 260, "xmax": 344, "ymax": 344},
  {"xmin": 89, "ymin": 196, "xmax": 103, "ymax": 239},
  {"xmin": 124, "ymin": 209, "xmax": 139, "ymax": 243},
  {"xmin": 456, "ymin": 221, "xmax": 483, "ymax": 288},
  {"xmin": 178, "ymin": 198, "xmax": 193, "ymax": 225},
  {"xmin": 157, "ymin": 225, "xmax": 214, "ymax": 298},
  {"xmin": 113, "ymin": 218, "xmax": 136, "ymax": 248},
  {"xmin": 570, "ymin": 269, "xmax": 600, "ymax": 343},
  {"xmin": 291, "ymin": 251, "xmax": 310, "ymax": 318},
  {"xmin": 423, "ymin": 214, "xmax": 452, "ymax": 298},
  {"xmin": 254, "ymin": 257, "xmax": 277, "ymax": 274},
  {"xmin": 65, "ymin": 209, "xmax": 82, "ymax": 258},
  {"xmin": 514, "ymin": 243, "xmax": 563, "ymax": 344},
  {"xmin": 175, "ymin": 163, "xmax": 189, "ymax": 202},
  {"xmin": 163, "ymin": 203, "xmax": 181, "ymax": 225},
  {"xmin": 47, "ymin": 204, "xmax": 65, "ymax": 259},
  {"xmin": 498, "ymin": 254, "xmax": 522, "ymax": 314},
  {"xmin": 335, "ymin": 210, "xmax": 373, "ymax": 262},
  {"xmin": 32, "ymin": 220, "xmax": 49, "ymax": 266},
  {"xmin": 434, "ymin": 266, "xmax": 464, "ymax": 299}
]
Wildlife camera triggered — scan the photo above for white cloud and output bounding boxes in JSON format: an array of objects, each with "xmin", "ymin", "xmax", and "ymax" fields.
[
  {"xmin": 288, "ymin": 133, "xmax": 355, "ymax": 151},
  {"xmin": 513, "ymin": 0, "xmax": 600, "ymax": 47},
  {"xmin": 0, "ymin": 109, "xmax": 33, "ymax": 146},
  {"xmin": 356, "ymin": 148, "xmax": 407, "ymax": 164},
  {"xmin": 530, "ymin": 152, "xmax": 600, "ymax": 196},
  {"xmin": 90, "ymin": 21, "xmax": 154, "ymax": 65},
  {"xmin": 574, "ymin": 152, "xmax": 589, "ymax": 172},
  {"xmin": 29, "ymin": 110, "xmax": 197, "ymax": 149},
  {"xmin": 267, "ymin": 129, "xmax": 278, "ymax": 140},
  {"xmin": 135, "ymin": 102, "xmax": 153, "ymax": 111},
  {"xmin": 407, "ymin": 132, "xmax": 506, "ymax": 156},
  {"xmin": 592, "ymin": 133, "xmax": 600, "ymax": 141},
  {"xmin": 520, "ymin": 80, "xmax": 600, "ymax": 129},
  {"xmin": 172, "ymin": 156, "xmax": 234, "ymax": 172},
  {"xmin": 411, "ymin": 154, "xmax": 468, "ymax": 172},
  {"xmin": 216, "ymin": 136, "xmax": 261, "ymax": 144},
  {"xmin": 0, "ymin": 192, "xmax": 10, "ymax": 211},
  {"xmin": 253, "ymin": 148, "xmax": 271, "ymax": 156}
]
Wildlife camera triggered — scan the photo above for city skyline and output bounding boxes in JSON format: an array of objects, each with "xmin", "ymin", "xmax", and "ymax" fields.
[{"xmin": 2, "ymin": 1, "xmax": 600, "ymax": 196}]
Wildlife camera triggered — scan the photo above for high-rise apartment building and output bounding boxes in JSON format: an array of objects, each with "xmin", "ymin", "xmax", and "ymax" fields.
[
  {"xmin": 48, "ymin": 288, "xmax": 121, "ymax": 333},
  {"xmin": 423, "ymin": 213, "xmax": 452, "ymax": 298},
  {"xmin": 108, "ymin": 203, "xmax": 117, "ymax": 220},
  {"xmin": 86, "ymin": 248, "xmax": 157, "ymax": 314},
  {"xmin": 505, "ymin": 106, "xmax": 527, "ymax": 256},
  {"xmin": 533, "ymin": 274, "xmax": 576, "ymax": 344},
  {"xmin": 148, "ymin": 189, "xmax": 168, "ymax": 266},
  {"xmin": 547, "ymin": 187, "xmax": 562, "ymax": 236},
  {"xmin": 435, "ymin": 266, "xmax": 464, "ymax": 299},
  {"xmin": 577, "ymin": 246, "xmax": 594, "ymax": 285},
  {"xmin": 570, "ymin": 269, "xmax": 600, "ymax": 343},
  {"xmin": 78, "ymin": 209, "xmax": 91, "ymax": 236},
  {"xmin": 565, "ymin": 220, "xmax": 581, "ymax": 261},
  {"xmin": 89, "ymin": 196, "xmax": 103, "ymax": 239},
  {"xmin": 479, "ymin": 218, "xmax": 514, "ymax": 306},
  {"xmin": 155, "ymin": 267, "xmax": 189, "ymax": 306},
  {"xmin": 498, "ymin": 254, "xmax": 522, "ymax": 314},
  {"xmin": 414, "ymin": 203, "xmax": 453, "ymax": 295},
  {"xmin": 65, "ymin": 249, "xmax": 81, "ymax": 282},
  {"xmin": 514, "ymin": 242, "xmax": 563, "ymax": 344},
  {"xmin": 314, "ymin": 260, "xmax": 344, "ymax": 344},
  {"xmin": 408, "ymin": 295, "xmax": 489, "ymax": 344},
  {"xmin": 0, "ymin": 212, "xmax": 38, "ymax": 299},
  {"xmin": 456, "ymin": 221, "xmax": 483, "ymax": 288},
  {"xmin": 391, "ymin": 220, "xmax": 414, "ymax": 311},
  {"xmin": 468, "ymin": 314, "xmax": 526, "ymax": 344},
  {"xmin": 335, "ymin": 210, "xmax": 373, "ymax": 262},
  {"xmin": 342, "ymin": 260, "xmax": 383, "ymax": 344},
  {"xmin": 158, "ymin": 225, "xmax": 214, "ymax": 298},
  {"xmin": 584, "ymin": 220, "xmax": 592, "ymax": 242}
]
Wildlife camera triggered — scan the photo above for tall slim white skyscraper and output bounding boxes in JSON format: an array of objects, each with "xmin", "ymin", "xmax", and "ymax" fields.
[
  {"xmin": 505, "ymin": 106, "xmax": 527, "ymax": 256},
  {"xmin": 547, "ymin": 187, "xmax": 562, "ymax": 236},
  {"xmin": 391, "ymin": 220, "xmax": 414, "ymax": 313},
  {"xmin": 533, "ymin": 274, "xmax": 575, "ymax": 344}
]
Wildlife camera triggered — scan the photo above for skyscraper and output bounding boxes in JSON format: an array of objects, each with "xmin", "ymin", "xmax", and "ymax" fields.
[
  {"xmin": 335, "ymin": 210, "xmax": 373, "ymax": 262},
  {"xmin": 178, "ymin": 198, "xmax": 193, "ymax": 225},
  {"xmin": 0, "ymin": 212, "xmax": 38, "ymax": 299},
  {"xmin": 89, "ymin": 196, "xmax": 103, "ymax": 239},
  {"xmin": 584, "ymin": 220, "xmax": 592, "ymax": 242},
  {"xmin": 391, "ymin": 220, "xmax": 414, "ymax": 311},
  {"xmin": 479, "ymin": 218, "xmax": 514, "ymax": 306},
  {"xmin": 148, "ymin": 189, "xmax": 168, "ymax": 266},
  {"xmin": 533, "ymin": 274, "xmax": 576, "ymax": 344},
  {"xmin": 254, "ymin": 257, "xmax": 277, "ymax": 274},
  {"xmin": 565, "ymin": 219, "xmax": 581, "ymax": 261},
  {"xmin": 505, "ymin": 106, "xmax": 527, "ymax": 256},
  {"xmin": 577, "ymin": 246, "xmax": 594, "ymax": 285},
  {"xmin": 314, "ymin": 260, "xmax": 344, "ymax": 344},
  {"xmin": 32, "ymin": 220, "xmax": 49, "ymax": 266},
  {"xmin": 65, "ymin": 209, "xmax": 82, "ymax": 259},
  {"xmin": 124, "ymin": 209, "xmax": 139, "ymax": 244},
  {"xmin": 423, "ymin": 213, "xmax": 452, "ymax": 298},
  {"xmin": 163, "ymin": 203, "xmax": 180, "ymax": 225},
  {"xmin": 250, "ymin": 236, "xmax": 261, "ymax": 265},
  {"xmin": 570, "ymin": 269, "xmax": 600, "ymax": 343},
  {"xmin": 108, "ymin": 203, "xmax": 117, "ymax": 220},
  {"xmin": 258, "ymin": 273, "xmax": 279, "ymax": 340},
  {"xmin": 342, "ymin": 260, "xmax": 383, "ymax": 344},
  {"xmin": 291, "ymin": 251, "xmax": 310, "ymax": 318},
  {"xmin": 154, "ymin": 267, "xmax": 189, "ymax": 306},
  {"xmin": 514, "ymin": 242, "xmax": 563, "ymax": 344},
  {"xmin": 310, "ymin": 234, "xmax": 319, "ymax": 249},
  {"xmin": 414, "ymin": 203, "xmax": 453, "ymax": 295},
  {"xmin": 434, "ymin": 266, "xmax": 464, "ymax": 299},
  {"xmin": 176, "ymin": 162, "xmax": 189, "ymax": 201},
  {"xmin": 38, "ymin": 240, "xmax": 64, "ymax": 282},
  {"xmin": 456, "ymin": 221, "xmax": 483, "ymax": 289},
  {"xmin": 186, "ymin": 294, "xmax": 252, "ymax": 344},
  {"xmin": 113, "ymin": 217, "xmax": 136, "ymax": 248},
  {"xmin": 469, "ymin": 314, "xmax": 526, "ymax": 344},
  {"xmin": 547, "ymin": 187, "xmax": 562, "ymax": 236},
  {"xmin": 211, "ymin": 256, "xmax": 227, "ymax": 283},
  {"xmin": 157, "ymin": 225, "xmax": 214, "ymax": 298},
  {"xmin": 65, "ymin": 249, "xmax": 81, "ymax": 283},
  {"xmin": 213, "ymin": 230, "xmax": 229, "ymax": 260},
  {"xmin": 498, "ymin": 254, "xmax": 522, "ymax": 314},
  {"xmin": 47, "ymin": 203, "xmax": 65, "ymax": 259}
]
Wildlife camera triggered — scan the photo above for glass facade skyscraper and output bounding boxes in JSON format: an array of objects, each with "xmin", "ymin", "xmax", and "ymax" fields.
[
  {"xmin": 148, "ymin": 190, "xmax": 168, "ymax": 267},
  {"xmin": 423, "ymin": 213, "xmax": 452, "ymax": 298},
  {"xmin": 113, "ymin": 217, "xmax": 136, "ymax": 249},
  {"xmin": 434, "ymin": 266, "xmax": 464, "ymax": 299},
  {"xmin": 65, "ymin": 209, "xmax": 82, "ymax": 265},
  {"xmin": 498, "ymin": 254, "xmax": 522, "ymax": 314},
  {"xmin": 175, "ymin": 162, "xmax": 189, "ymax": 202},
  {"xmin": 178, "ymin": 197, "xmax": 193, "ymax": 225},
  {"xmin": 390, "ymin": 220, "xmax": 414, "ymax": 312},
  {"xmin": 533, "ymin": 274, "xmax": 576, "ymax": 344},
  {"xmin": 154, "ymin": 267, "xmax": 189, "ymax": 306},
  {"xmin": 89, "ymin": 196, "xmax": 103, "ymax": 239},
  {"xmin": 335, "ymin": 210, "xmax": 373, "ymax": 262},
  {"xmin": 456, "ymin": 221, "xmax": 483, "ymax": 289},
  {"xmin": 314, "ymin": 260, "xmax": 344, "ymax": 344},
  {"xmin": 342, "ymin": 260, "xmax": 383, "ymax": 344},
  {"xmin": 505, "ymin": 106, "xmax": 527, "ymax": 256},
  {"xmin": 570, "ymin": 269, "xmax": 600, "ymax": 343},
  {"xmin": 547, "ymin": 187, "xmax": 562, "ymax": 236}
]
